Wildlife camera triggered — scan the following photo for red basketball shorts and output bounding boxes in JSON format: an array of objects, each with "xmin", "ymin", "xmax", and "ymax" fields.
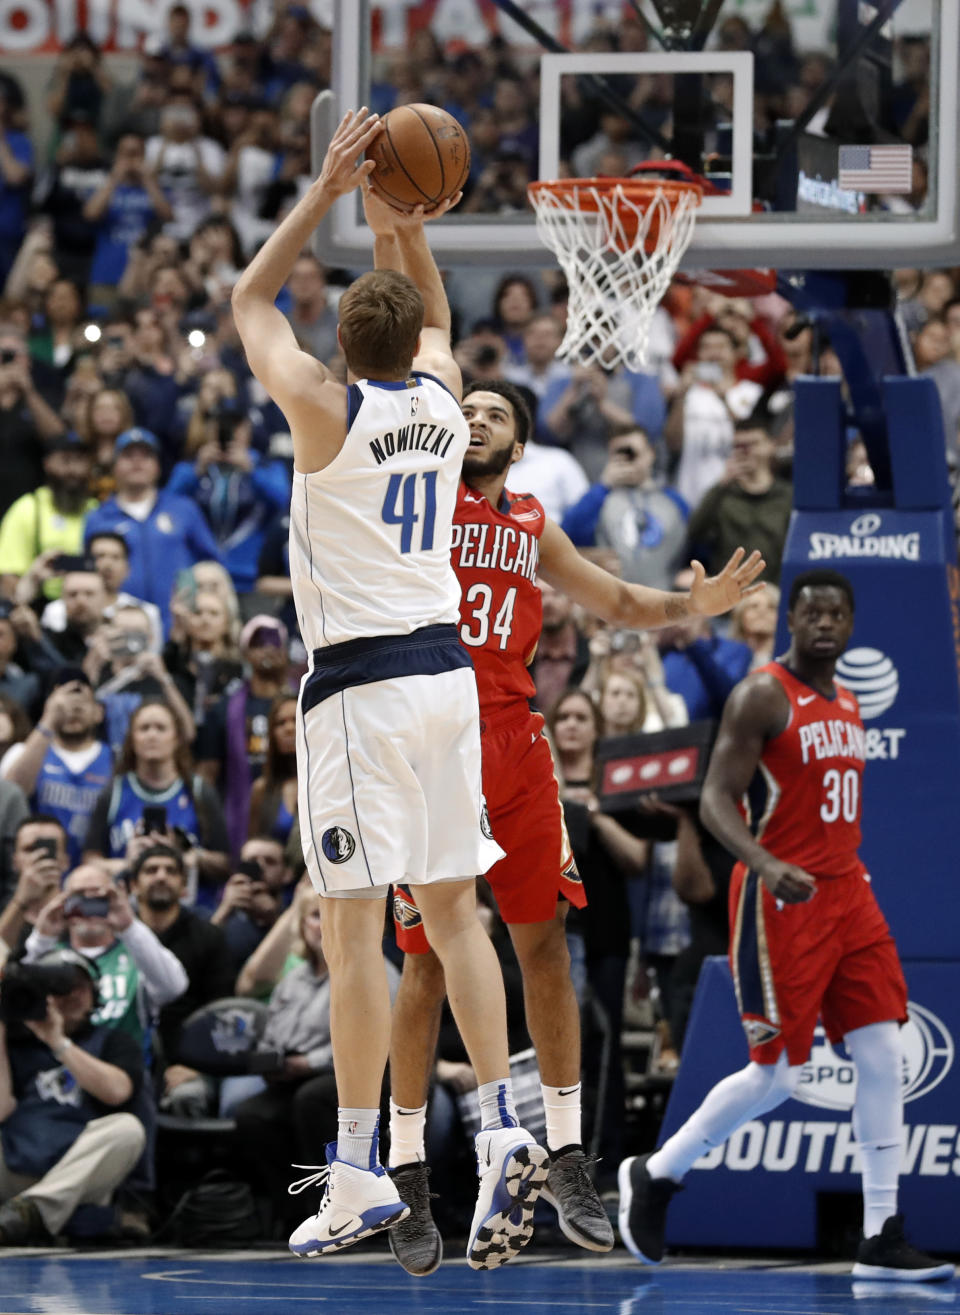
[
  {"xmin": 729, "ymin": 861, "xmax": 908, "ymax": 1066},
  {"xmin": 393, "ymin": 707, "xmax": 585, "ymax": 953}
]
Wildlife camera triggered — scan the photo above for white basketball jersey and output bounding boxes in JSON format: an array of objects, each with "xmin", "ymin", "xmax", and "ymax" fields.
[{"xmin": 289, "ymin": 373, "xmax": 467, "ymax": 650}]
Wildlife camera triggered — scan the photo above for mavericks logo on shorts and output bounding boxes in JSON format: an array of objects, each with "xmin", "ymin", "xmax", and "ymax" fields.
[{"xmin": 321, "ymin": 826, "xmax": 356, "ymax": 864}]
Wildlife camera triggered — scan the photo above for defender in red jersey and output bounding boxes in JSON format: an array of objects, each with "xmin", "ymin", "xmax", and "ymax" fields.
[
  {"xmin": 387, "ymin": 380, "xmax": 766, "ymax": 1276},
  {"xmin": 619, "ymin": 571, "xmax": 952, "ymax": 1285}
]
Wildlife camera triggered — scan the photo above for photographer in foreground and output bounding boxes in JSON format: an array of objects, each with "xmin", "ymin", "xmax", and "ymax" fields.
[{"xmin": 0, "ymin": 948, "xmax": 144, "ymax": 1245}]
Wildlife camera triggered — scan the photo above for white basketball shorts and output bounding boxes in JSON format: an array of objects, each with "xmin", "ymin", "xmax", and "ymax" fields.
[{"xmin": 296, "ymin": 624, "xmax": 505, "ymax": 897}]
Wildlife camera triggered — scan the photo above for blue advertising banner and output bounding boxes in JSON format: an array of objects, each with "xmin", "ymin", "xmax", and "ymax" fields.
[{"xmin": 662, "ymin": 959, "xmax": 960, "ymax": 1252}]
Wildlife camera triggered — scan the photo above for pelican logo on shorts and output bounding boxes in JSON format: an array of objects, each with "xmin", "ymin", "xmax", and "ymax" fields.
[
  {"xmin": 794, "ymin": 1002, "xmax": 954, "ymax": 1111},
  {"xmin": 393, "ymin": 891, "xmax": 422, "ymax": 931},
  {"xmin": 480, "ymin": 802, "xmax": 493, "ymax": 840},
  {"xmin": 743, "ymin": 1017, "xmax": 781, "ymax": 1047},
  {"xmin": 321, "ymin": 826, "xmax": 356, "ymax": 864}
]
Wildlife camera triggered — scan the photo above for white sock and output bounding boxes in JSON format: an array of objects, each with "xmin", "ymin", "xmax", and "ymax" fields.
[
  {"xmin": 388, "ymin": 1098, "xmax": 427, "ymax": 1168},
  {"xmin": 541, "ymin": 1081, "xmax": 582, "ymax": 1154},
  {"xmin": 337, "ymin": 1107, "xmax": 380, "ymax": 1170},
  {"xmin": 477, "ymin": 1078, "xmax": 518, "ymax": 1131},
  {"xmin": 845, "ymin": 1021, "xmax": 903, "ymax": 1238},
  {"xmin": 647, "ymin": 1054, "xmax": 801, "ymax": 1183}
]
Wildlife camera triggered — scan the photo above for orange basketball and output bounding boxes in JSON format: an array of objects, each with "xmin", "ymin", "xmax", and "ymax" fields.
[{"xmin": 366, "ymin": 103, "xmax": 470, "ymax": 213}]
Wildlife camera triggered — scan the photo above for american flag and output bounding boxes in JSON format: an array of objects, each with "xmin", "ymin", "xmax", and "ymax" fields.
[{"xmin": 838, "ymin": 144, "xmax": 913, "ymax": 193}]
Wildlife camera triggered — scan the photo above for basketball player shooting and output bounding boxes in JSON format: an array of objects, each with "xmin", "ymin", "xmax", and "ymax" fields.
[
  {"xmin": 231, "ymin": 109, "xmax": 548, "ymax": 1270},
  {"xmin": 618, "ymin": 570, "xmax": 954, "ymax": 1283}
]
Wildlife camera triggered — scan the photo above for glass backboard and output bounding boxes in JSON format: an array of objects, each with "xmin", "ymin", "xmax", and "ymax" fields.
[{"xmin": 315, "ymin": 0, "xmax": 959, "ymax": 273}]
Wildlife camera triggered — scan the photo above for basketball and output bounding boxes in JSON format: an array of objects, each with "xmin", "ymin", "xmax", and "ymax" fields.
[{"xmin": 366, "ymin": 103, "xmax": 471, "ymax": 213}]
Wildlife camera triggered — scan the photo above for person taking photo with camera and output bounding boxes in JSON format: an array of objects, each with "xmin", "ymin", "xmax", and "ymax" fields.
[
  {"xmin": 42, "ymin": 533, "xmax": 163, "ymax": 652},
  {"xmin": 0, "ymin": 947, "xmax": 146, "ymax": 1246},
  {"xmin": 561, "ymin": 427, "xmax": 689, "ymax": 592},
  {"xmin": 167, "ymin": 392, "xmax": 290, "ymax": 595},
  {"xmin": 84, "ymin": 604, "xmax": 195, "ymax": 755},
  {"xmin": 22, "ymin": 863, "xmax": 187, "ymax": 1048}
]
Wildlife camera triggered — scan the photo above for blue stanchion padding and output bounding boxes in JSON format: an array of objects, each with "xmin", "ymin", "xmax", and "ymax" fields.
[
  {"xmin": 777, "ymin": 376, "xmax": 960, "ymax": 960},
  {"xmin": 662, "ymin": 958, "xmax": 960, "ymax": 1252}
]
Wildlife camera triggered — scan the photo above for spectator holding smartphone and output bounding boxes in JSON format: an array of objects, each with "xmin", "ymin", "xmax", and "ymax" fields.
[
  {"xmin": 167, "ymin": 402, "xmax": 290, "ymax": 595},
  {"xmin": 562, "ymin": 429, "xmax": 689, "ymax": 591},
  {"xmin": 22, "ymin": 864, "xmax": 187, "ymax": 1047},
  {"xmin": 1, "ymin": 673, "xmax": 112, "ymax": 869},
  {"xmin": 0, "ymin": 434, "xmax": 95, "ymax": 603},
  {"xmin": 84, "ymin": 133, "xmax": 172, "ymax": 308},
  {"xmin": 42, "ymin": 533, "xmax": 163, "ymax": 651},
  {"xmin": 84, "ymin": 605, "xmax": 195, "ymax": 756},
  {"xmin": 0, "ymin": 817, "xmax": 68, "ymax": 957},
  {"xmin": 210, "ymin": 851, "xmax": 284, "ymax": 974},
  {"xmin": 16, "ymin": 565, "xmax": 108, "ymax": 673}
]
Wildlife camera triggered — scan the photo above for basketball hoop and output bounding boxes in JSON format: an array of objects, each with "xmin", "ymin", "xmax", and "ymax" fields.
[{"xmin": 528, "ymin": 175, "xmax": 702, "ymax": 371}]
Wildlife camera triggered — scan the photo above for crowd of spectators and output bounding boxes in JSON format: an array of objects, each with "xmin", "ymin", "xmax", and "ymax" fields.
[{"xmin": 0, "ymin": 0, "xmax": 950, "ymax": 1244}]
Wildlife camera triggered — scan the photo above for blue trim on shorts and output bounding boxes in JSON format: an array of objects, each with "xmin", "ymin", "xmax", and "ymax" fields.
[{"xmin": 302, "ymin": 624, "xmax": 473, "ymax": 714}]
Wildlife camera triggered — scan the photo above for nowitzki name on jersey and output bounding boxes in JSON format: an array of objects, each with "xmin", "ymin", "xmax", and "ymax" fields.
[
  {"xmin": 451, "ymin": 522, "xmax": 540, "ymax": 582},
  {"xmin": 799, "ymin": 718, "xmax": 866, "ymax": 764},
  {"xmin": 368, "ymin": 423, "xmax": 457, "ymax": 464}
]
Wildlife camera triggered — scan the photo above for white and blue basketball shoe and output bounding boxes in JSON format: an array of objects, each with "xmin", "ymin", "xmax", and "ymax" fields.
[
  {"xmin": 467, "ymin": 1125, "xmax": 550, "ymax": 1269},
  {"xmin": 288, "ymin": 1143, "xmax": 409, "ymax": 1258}
]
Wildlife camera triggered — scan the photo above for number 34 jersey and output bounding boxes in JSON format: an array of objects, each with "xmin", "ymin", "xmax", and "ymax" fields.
[
  {"xmin": 289, "ymin": 373, "xmax": 466, "ymax": 651},
  {"xmin": 745, "ymin": 661, "xmax": 866, "ymax": 881},
  {"xmin": 452, "ymin": 483, "xmax": 546, "ymax": 718}
]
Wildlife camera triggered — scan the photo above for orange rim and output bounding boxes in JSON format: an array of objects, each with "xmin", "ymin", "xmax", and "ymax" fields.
[
  {"xmin": 529, "ymin": 176, "xmax": 702, "ymax": 255},
  {"xmin": 528, "ymin": 176, "xmax": 703, "ymax": 212}
]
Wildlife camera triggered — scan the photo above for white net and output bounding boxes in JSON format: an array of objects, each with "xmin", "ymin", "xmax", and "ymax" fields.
[{"xmin": 528, "ymin": 180, "xmax": 700, "ymax": 371}]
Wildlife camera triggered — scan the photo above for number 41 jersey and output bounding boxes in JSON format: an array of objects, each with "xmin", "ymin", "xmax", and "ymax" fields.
[
  {"xmin": 289, "ymin": 373, "xmax": 466, "ymax": 651},
  {"xmin": 745, "ymin": 661, "xmax": 867, "ymax": 881},
  {"xmin": 453, "ymin": 483, "xmax": 546, "ymax": 718}
]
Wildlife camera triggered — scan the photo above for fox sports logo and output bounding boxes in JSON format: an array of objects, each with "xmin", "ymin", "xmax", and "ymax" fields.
[
  {"xmin": 835, "ymin": 647, "xmax": 900, "ymax": 719},
  {"xmin": 794, "ymin": 1003, "xmax": 954, "ymax": 1111}
]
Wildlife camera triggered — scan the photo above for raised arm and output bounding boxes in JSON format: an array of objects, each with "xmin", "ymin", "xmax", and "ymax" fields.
[
  {"xmin": 231, "ymin": 109, "xmax": 382, "ymax": 425},
  {"xmin": 537, "ymin": 516, "xmax": 764, "ymax": 631},
  {"xmin": 362, "ymin": 185, "xmax": 463, "ymax": 396},
  {"xmin": 699, "ymin": 674, "xmax": 816, "ymax": 904}
]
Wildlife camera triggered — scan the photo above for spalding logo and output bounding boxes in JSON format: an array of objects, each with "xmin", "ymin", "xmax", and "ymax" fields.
[
  {"xmin": 794, "ymin": 1002, "xmax": 954, "ymax": 1111},
  {"xmin": 835, "ymin": 647, "xmax": 899, "ymax": 719}
]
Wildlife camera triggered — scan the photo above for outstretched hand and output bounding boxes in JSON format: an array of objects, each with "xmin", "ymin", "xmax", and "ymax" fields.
[
  {"xmin": 688, "ymin": 548, "xmax": 765, "ymax": 618},
  {"xmin": 318, "ymin": 108, "xmax": 382, "ymax": 198}
]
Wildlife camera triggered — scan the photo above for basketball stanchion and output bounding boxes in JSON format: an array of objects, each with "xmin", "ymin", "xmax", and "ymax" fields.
[{"xmin": 527, "ymin": 175, "xmax": 701, "ymax": 371}]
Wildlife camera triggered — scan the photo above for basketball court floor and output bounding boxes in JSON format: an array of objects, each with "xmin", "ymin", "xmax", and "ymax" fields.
[{"xmin": 0, "ymin": 1247, "xmax": 955, "ymax": 1314}]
